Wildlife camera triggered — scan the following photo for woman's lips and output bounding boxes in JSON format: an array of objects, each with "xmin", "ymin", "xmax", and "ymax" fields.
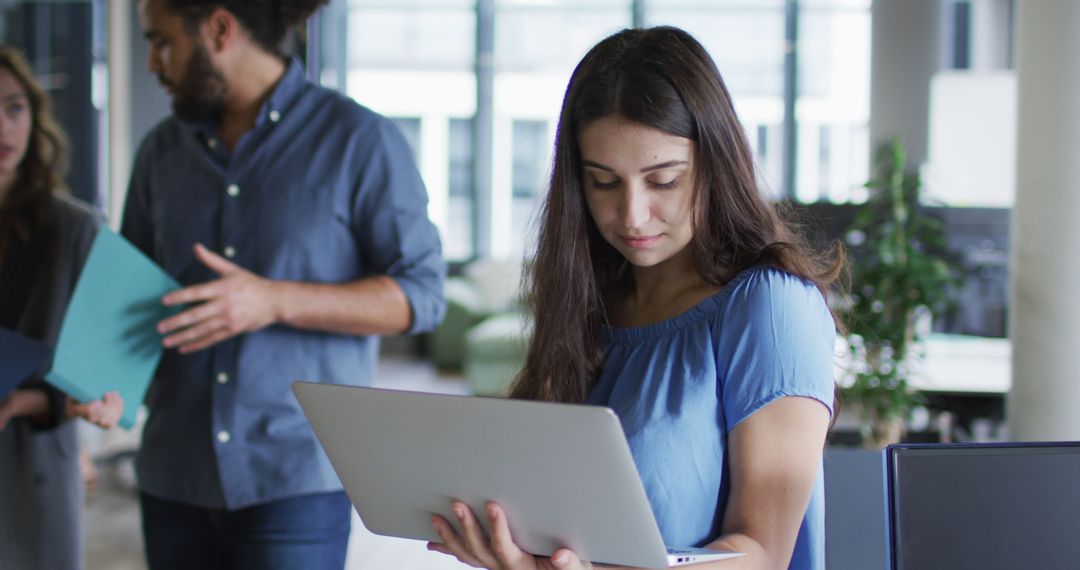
[{"xmin": 620, "ymin": 234, "xmax": 661, "ymax": 249}]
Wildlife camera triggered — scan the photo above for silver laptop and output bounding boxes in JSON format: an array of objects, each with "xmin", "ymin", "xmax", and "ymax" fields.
[{"xmin": 293, "ymin": 382, "xmax": 743, "ymax": 568}]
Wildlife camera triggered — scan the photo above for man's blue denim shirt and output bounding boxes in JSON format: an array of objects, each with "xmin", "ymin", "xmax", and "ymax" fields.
[{"xmin": 121, "ymin": 59, "xmax": 446, "ymax": 510}]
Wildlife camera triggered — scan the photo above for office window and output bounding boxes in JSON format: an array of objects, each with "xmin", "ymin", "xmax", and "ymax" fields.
[
  {"xmin": 319, "ymin": 0, "xmax": 875, "ymax": 260},
  {"xmin": 647, "ymin": 0, "xmax": 786, "ymax": 96},
  {"xmin": 492, "ymin": 0, "xmax": 629, "ymax": 257},
  {"xmin": 494, "ymin": 0, "xmax": 629, "ymax": 73},
  {"xmin": 511, "ymin": 119, "xmax": 549, "ymax": 256},
  {"xmin": 646, "ymin": 0, "xmax": 787, "ymax": 195},
  {"xmin": 340, "ymin": 0, "xmax": 477, "ymax": 260},
  {"xmin": 797, "ymin": 0, "xmax": 871, "ymax": 203},
  {"xmin": 348, "ymin": 0, "xmax": 474, "ymax": 71},
  {"xmin": 447, "ymin": 118, "xmax": 475, "ymax": 260},
  {"xmin": 511, "ymin": 120, "xmax": 548, "ymax": 199},
  {"xmin": 753, "ymin": 123, "xmax": 785, "ymax": 197},
  {"xmin": 390, "ymin": 117, "xmax": 422, "ymax": 163},
  {"xmin": 0, "ymin": 0, "xmax": 107, "ymax": 208},
  {"xmin": 817, "ymin": 124, "xmax": 831, "ymax": 200}
]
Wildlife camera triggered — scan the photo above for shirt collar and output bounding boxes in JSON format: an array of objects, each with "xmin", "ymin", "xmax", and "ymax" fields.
[
  {"xmin": 183, "ymin": 57, "xmax": 308, "ymax": 139},
  {"xmin": 256, "ymin": 57, "xmax": 307, "ymax": 127}
]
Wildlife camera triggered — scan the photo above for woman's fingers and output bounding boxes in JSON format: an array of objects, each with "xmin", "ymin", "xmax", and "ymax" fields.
[
  {"xmin": 429, "ymin": 501, "xmax": 579, "ymax": 570},
  {"xmin": 68, "ymin": 392, "xmax": 125, "ymax": 429},
  {"xmin": 486, "ymin": 502, "xmax": 529, "ymax": 567},
  {"xmin": 431, "ymin": 514, "xmax": 486, "ymax": 568},
  {"xmin": 549, "ymin": 548, "xmax": 591, "ymax": 569},
  {"xmin": 453, "ymin": 501, "xmax": 501, "ymax": 568},
  {"xmin": 101, "ymin": 392, "xmax": 124, "ymax": 427}
]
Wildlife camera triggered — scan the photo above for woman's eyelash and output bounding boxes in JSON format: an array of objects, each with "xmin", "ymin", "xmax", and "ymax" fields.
[
  {"xmin": 650, "ymin": 178, "xmax": 679, "ymax": 190},
  {"xmin": 588, "ymin": 177, "xmax": 680, "ymax": 189}
]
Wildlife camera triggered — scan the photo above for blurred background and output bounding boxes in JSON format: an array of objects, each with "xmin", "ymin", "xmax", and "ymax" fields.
[{"xmin": 3, "ymin": 1, "xmax": 1057, "ymax": 568}]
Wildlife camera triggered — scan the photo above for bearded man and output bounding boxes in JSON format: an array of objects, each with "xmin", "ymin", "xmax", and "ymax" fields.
[{"xmin": 123, "ymin": 1, "xmax": 446, "ymax": 568}]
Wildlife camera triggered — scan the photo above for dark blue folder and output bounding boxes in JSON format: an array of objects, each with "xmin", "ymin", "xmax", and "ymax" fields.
[{"xmin": 0, "ymin": 326, "xmax": 51, "ymax": 398}]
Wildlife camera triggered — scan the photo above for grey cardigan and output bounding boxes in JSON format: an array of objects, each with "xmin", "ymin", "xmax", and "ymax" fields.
[{"xmin": 0, "ymin": 193, "xmax": 99, "ymax": 570}]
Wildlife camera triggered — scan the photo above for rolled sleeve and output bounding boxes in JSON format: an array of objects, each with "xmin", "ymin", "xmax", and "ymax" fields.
[{"xmin": 352, "ymin": 118, "xmax": 447, "ymax": 335}]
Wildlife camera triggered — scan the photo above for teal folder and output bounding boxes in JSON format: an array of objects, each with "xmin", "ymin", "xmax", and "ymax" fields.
[{"xmin": 45, "ymin": 228, "xmax": 179, "ymax": 429}]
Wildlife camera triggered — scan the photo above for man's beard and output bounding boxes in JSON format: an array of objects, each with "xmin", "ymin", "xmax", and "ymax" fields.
[{"xmin": 166, "ymin": 42, "xmax": 227, "ymax": 123}]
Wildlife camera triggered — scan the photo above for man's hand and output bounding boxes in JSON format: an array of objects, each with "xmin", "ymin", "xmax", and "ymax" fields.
[{"xmin": 157, "ymin": 243, "xmax": 281, "ymax": 353}]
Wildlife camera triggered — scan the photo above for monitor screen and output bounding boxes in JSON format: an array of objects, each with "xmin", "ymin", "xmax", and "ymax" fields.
[{"xmin": 887, "ymin": 443, "xmax": 1080, "ymax": 569}]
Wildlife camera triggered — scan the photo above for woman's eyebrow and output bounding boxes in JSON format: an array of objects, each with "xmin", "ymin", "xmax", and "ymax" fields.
[
  {"xmin": 582, "ymin": 159, "xmax": 689, "ymax": 173},
  {"xmin": 639, "ymin": 160, "xmax": 688, "ymax": 173},
  {"xmin": 0, "ymin": 92, "xmax": 28, "ymax": 104}
]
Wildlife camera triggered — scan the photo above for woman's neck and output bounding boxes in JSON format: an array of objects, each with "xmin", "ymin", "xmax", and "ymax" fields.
[{"xmin": 614, "ymin": 249, "xmax": 719, "ymax": 327}]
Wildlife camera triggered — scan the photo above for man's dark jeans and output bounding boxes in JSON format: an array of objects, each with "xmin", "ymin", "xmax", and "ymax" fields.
[{"xmin": 140, "ymin": 491, "xmax": 351, "ymax": 570}]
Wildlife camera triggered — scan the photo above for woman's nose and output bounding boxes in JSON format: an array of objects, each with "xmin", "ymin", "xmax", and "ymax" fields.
[{"xmin": 620, "ymin": 186, "xmax": 650, "ymax": 230}]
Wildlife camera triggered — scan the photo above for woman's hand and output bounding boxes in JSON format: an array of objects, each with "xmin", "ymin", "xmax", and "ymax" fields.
[
  {"xmin": 0, "ymin": 388, "xmax": 49, "ymax": 429},
  {"xmin": 427, "ymin": 501, "xmax": 594, "ymax": 570},
  {"xmin": 67, "ymin": 391, "xmax": 124, "ymax": 429}
]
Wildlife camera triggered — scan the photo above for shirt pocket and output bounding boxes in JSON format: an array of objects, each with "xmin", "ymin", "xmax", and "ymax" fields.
[
  {"xmin": 250, "ymin": 171, "xmax": 361, "ymax": 284},
  {"xmin": 148, "ymin": 156, "xmax": 223, "ymax": 283}
]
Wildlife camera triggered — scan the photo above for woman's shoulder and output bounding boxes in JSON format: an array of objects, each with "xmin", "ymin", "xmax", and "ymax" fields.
[
  {"xmin": 715, "ymin": 266, "xmax": 836, "ymax": 349},
  {"xmin": 50, "ymin": 193, "xmax": 103, "ymax": 230},
  {"xmin": 49, "ymin": 194, "xmax": 102, "ymax": 259},
  {"xmin": 604, "ymin": 267, "xmax": 829, "ymax": 344},
  {"xmin": 722, "ymin": 265, "xmax": 826, "ymax": 312}
]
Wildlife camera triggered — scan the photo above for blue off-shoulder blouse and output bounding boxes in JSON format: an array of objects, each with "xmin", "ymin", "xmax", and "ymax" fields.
[{"xmin": 587, "ymin": 266, "xmax": 836, "ymax": 570}]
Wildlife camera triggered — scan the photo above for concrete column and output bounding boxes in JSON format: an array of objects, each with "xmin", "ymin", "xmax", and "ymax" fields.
[
  {"xmin": 127, "ymin": 2, "xmax": 170, "ymax": 156},
  {"xmin": 473, "ymin": 0, "xmax": 495, "ymax": 258},
  {"xmin": 1008, "ymin": 0, "xmax": 1080, "ymax": 440},
  {"xmin": 107, "ymin": 0, "xmax": 131, "ymax": 228},
  {"xmin": 869, "ymin": 0, "xmax": 944, "ymax": 170},
  {"xmin": 112, "ymin": 1, "xmax": 169, "ymax": 226}
]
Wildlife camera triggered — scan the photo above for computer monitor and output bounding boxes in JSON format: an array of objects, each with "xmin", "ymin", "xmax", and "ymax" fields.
[{"xmin": 885, "ymin": 442, "xmax": 1080, "ymax": 569}]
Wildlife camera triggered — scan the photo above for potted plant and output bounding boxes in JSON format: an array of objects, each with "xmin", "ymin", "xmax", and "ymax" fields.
[{"xmin": 841, "ymin": 138, "xmax": 958, "ymax": 448}]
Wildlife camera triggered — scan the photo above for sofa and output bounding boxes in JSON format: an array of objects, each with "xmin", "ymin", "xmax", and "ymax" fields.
[{"xmin": 428, "ymin": 258, "xmax": 528, "ymax": 396}]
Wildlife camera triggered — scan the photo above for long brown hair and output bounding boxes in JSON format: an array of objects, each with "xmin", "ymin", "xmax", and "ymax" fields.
[
  {"xmin": 0, "ymin": 46, "xmax": 69, "ymax": 245},
  {"xmin": 509, "ymin": 27, "xmax": 844, "ymax": 404}
]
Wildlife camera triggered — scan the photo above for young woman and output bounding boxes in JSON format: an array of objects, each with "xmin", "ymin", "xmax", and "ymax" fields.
[
  {"xmin": 0, "ymin": 46, "xmax": 123, "ymax": 570},
  {"xmin": 428, "ymin": 27, "xmax": 843, "ymax": 570}
]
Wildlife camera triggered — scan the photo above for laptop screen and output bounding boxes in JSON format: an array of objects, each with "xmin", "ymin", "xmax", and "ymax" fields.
[{"xmin": 886, "ymin": 442, "xmax": 1080, "ymax": 570}]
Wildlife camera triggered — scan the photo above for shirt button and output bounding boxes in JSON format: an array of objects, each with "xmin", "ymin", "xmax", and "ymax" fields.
[
  {"xmin": 217, "ymin": 431, "xmax": 231, "ymax": 444},
  {"xmin": 216, "ymin": 372, "xmax": 228, "ymax": 384},
  {"xmin": 226, "ymin": 184, "xmax": 240, "ymax": 197},
  {"xmin": 208, "ymin": 137, "xmax": 218, "ymax": 149},
  {"xmin": 269, "ymin": 110, "xmax": 281, "ymax": 122},
  {"xmin": 224, "ymin": 246, "xmax": 236, "ymax": 259}
]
